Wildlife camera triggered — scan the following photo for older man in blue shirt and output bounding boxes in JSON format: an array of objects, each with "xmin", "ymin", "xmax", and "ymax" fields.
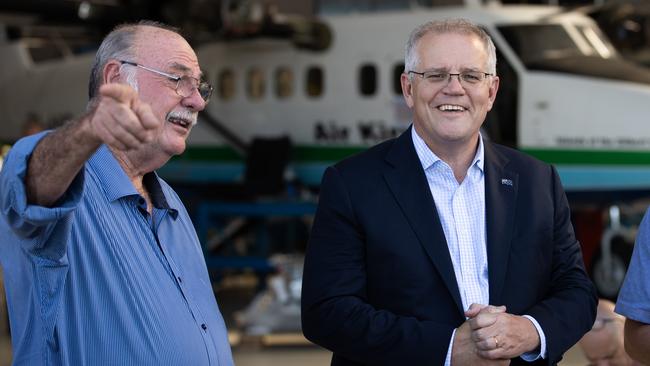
[{"xmin": 0, "ymin": 21, "xmax": 233, "ymax": 365}]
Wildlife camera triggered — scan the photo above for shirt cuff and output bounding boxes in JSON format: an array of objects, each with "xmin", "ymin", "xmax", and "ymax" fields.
[
  {"xmin": 520, "ymin": 315, "xmax": 546, "ymax": 361},
  {"xmin": 444, "ymin": 328, "xmax": 456, "ymax": 366}
]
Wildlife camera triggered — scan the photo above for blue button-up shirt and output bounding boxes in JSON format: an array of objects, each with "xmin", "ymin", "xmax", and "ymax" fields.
[
  {"xmin": 0, "ymin": 133, "xmax": 234, "ymax": 366},
  {"xmin": 616, "ymin": 207, "xmax": 650, "ymax": 323}
]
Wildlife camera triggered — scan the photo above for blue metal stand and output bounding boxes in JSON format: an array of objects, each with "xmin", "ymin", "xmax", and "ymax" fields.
[{"xmin": 196, "ymin": 201, "xmax": 317, "ymax": 273}]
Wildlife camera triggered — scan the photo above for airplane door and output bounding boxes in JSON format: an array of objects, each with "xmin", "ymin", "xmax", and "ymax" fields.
[{"xmin": 483, "ymin": 46, "xmax": 518, "ymax": 148}]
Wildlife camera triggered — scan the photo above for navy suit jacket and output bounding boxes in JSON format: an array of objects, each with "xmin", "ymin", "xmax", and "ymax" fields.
[{"xmin": 301, "ymin": 128, "xmax": 597, "ymax": 365}]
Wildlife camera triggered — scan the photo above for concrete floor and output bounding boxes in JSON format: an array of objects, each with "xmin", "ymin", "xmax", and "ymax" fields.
[
  {"xmin": 234, "ymin": 345, "xmax": 588, "ymax": 365},
  {"xmin": 0, "ymin": 339, "xmax": 588, "ymax": 366}
]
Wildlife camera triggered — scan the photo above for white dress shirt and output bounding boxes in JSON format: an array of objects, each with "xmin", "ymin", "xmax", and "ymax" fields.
[{"xmin": 411, "ymin": 127, "xmax": 546, "ymax": 364}]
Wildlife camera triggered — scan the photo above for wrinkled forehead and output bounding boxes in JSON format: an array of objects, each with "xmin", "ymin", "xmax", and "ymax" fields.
[
  {"xmin": 416, "ymin": 32, "xmax": 489, "ymax": 68},
  {"xmin": 134, "ymin": 27, "xmax": 201, "ymax": 76},
  {"xmin": 420, "ymin": 31, "xmax": 487, "ymax": 53}
]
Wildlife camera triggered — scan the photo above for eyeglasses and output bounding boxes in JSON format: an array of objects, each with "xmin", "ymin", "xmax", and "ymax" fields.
[
  {"xmin": 119, "ymin": 60, "xmax": 213, "ymax": 103},
  {"xmin": 408, "ymin": 70, "xmax": 493, "ymax": 88}
]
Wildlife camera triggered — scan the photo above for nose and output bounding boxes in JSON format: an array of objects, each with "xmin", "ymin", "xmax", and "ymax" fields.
[
  {"xmin": 447, "ymin": 74, "xmax": 463, "ymax": 84},
  {"xmin": 182, "ymin": 87, "xmax": 207, "ymax": 112},
  {"xmin": 443, "ymin": 73, "xmax": 465, "ymax": 94}
]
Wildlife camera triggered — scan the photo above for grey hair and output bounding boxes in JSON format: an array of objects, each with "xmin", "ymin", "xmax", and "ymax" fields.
[
  {"xmin": 122, "ymin": 64, "xmax": 139, "ymax": 93},
  {"xmin": 87, "ymin": 20, "xmax": 181, "ymax": 102},
  {"xmin": 404, "ymin": 19, "xmax": 497, "ymax": 77}
]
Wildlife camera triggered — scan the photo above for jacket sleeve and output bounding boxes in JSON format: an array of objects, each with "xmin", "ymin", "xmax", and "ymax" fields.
[
  {"xmin": 301, "ymin": 166, "xmax": 455, "ymax": 366},
  {"xmin": 524, "ymin": 165, "xmax": 598, "ymax": 364}
]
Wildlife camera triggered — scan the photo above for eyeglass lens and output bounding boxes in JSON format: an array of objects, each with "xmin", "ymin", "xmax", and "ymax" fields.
[
  {"xmin": 435, "ymin": 72, "xmax": 486, "ymax": 84},
  {"xmin": 178, "ymin": 77, "xmax": 212, "ymax": 102}
]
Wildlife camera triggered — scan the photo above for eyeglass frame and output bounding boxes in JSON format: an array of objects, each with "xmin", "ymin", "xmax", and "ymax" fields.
[
  {"xmin": 119, "ymin": 60, "xmax": 213, "ymax": 103},
  {"xmin": 407, "ymin": 70, "xmax": 494, "ymax": 87}
]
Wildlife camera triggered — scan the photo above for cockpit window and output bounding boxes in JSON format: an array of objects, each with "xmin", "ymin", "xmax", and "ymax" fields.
[
  {"xmin": 577, "ymin": 24, "xmax": 614, "ymax": 59},
  {"xmin": 497, "ymin": 23, "xmax": 650, "ymax": 85},
  {"xmin": 498, "ymin": 23, "xmax": 616, "ymax": 63}
]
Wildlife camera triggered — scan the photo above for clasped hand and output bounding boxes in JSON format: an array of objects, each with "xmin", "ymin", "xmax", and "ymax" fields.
[{"xmin": 451, "ymin": 303, "xmax": 540, "ymax": 365}]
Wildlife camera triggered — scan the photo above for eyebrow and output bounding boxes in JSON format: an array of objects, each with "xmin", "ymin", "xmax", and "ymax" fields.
[
  {"xmin": 422, "ymin": 67, "xmax": 484, "ymax": 73},
  {"xmin": 168, "ymin": 62, "xmax": 204, "ymax": 79}
]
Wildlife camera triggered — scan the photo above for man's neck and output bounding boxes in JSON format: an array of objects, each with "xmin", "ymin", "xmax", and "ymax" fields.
[
  {"xmin": 110, "ymin": 148, "xmax": 160, "ymax": 214},
  {"xmin": 418, "ymin": 131, "xmax": 479, "ymax": 184}
]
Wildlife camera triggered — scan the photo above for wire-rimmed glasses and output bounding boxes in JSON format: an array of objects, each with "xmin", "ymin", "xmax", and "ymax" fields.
[
  {"xmin": 408, "ymin": 70, "xmax": 493, "ymax": 88},
  {"xmin": 120, "ymin": 60, "xmax": 213, "ymax": 103}
]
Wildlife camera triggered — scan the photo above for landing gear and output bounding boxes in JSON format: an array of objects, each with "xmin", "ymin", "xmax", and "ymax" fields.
[{"xmin": 590, "ymin": 206, "xmax": 635, "ymax": 300}]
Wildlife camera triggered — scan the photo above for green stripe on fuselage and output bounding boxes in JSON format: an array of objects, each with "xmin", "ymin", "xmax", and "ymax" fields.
[
  {"xmin": 176, "ymin": 146, "xmax": 650, "ymax": 166},
  {"xmin": 174, "ymin": 146, "xmax": 366, "ymax": 163}
]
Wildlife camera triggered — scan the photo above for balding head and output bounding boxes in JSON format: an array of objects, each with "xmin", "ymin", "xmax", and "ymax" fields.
[{"xmin": 88, "ymin": 21, "xmax": 181, "ymax": 102}]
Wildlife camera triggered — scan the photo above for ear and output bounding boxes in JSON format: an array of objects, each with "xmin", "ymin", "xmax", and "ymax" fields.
[
  {"xmin": 400, "ymin": 72, "xmax": 415, "ymax": 108},
  {"xmin": 486, "ymin": 75, "xmax": 500, "ymax": 111},
  {"xmin": 103, "ymin": 60, "xmax": 123, "ymax": 85}
]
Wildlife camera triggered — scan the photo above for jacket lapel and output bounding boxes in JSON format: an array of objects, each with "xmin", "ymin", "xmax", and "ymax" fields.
[
  {"xmin": 484, "ymin": 143, "xmax": 518, "ymax": 305},
  {"xmin": 382, "ymin": 128, "xmax": 464, "ymax": 315}
]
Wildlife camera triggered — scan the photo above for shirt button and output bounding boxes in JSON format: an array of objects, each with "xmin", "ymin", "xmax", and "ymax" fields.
[
  {"xmin": 177, "ymin": 276, "xmax": 182, "ymax": 283},
  {"xmin": 201, "ymin": 324, "xmax": 207, "ymax": 331}
]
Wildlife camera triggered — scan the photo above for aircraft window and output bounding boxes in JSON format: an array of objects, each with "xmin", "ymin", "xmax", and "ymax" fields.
[
  {"xmin": 247, "ymin": 68, "xmax": 266, "ymax": 100},
  {"xmin": 499, "ymin": 24, "xmax": 587, "ymax": 63},
  {"xmin": 578, "ymin": 25, "xmax": 615, "ymax": 59},
  {"xmin": 498, "ymin": 24, "xmax": 607, "ymax": 64},
  {"xmin": 275, "ymin": 67, "xmax": 294, "ymax": 99},
  {"xmin": 393, "ymin": 63, "xmax": 405, "ymax": 95},
  {"xmin": 306, "ymin": 66, "xmax": 324, "ymax": 97},
  {"xmin": 28, "ymin": 45, "xmax": 66, "ymax": 63},
  {"xmin": 359, "ymin": 64, "xmax": 377, "ymax": 96},
  {"xmin": 498, "ymin": 24, "xmax": 650, "ymax": 85},
  {"xmin": 218, "ymin": 69, "xmax": 236, "ymax": 100}
]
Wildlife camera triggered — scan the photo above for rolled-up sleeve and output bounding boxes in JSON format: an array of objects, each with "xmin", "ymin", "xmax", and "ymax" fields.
[{"xmin": 0, "ymin": 132, "xmax": 84, "ymax": 258}]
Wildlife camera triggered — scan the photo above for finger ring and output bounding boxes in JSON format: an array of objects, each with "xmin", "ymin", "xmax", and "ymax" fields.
[{"xmin": 494, "ymin": 336, "xmax": 499, "ymax": 348}]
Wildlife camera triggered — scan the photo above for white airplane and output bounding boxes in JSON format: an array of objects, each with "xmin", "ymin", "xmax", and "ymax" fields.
[{"xmin": 1, "ymin": 2, "xmax": 647, "ymax": 298}]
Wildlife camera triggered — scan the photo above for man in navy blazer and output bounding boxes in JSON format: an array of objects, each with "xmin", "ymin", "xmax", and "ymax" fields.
[{"xmin": 301, "ymin": 19, "xmax": 597, "ymax": 365}]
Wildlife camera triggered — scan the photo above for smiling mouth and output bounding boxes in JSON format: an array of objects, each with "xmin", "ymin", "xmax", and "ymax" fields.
[
  {"xmin": 168, "ymin": 117, "xmax": 191, "ymax": 129},
  {"xmin": 437, "ymin": 104, "xmax": 467, "ymax": 112}
]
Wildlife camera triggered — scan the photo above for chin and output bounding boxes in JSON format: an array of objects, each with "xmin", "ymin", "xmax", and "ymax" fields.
[
  {"xmin": 161, "ymin": 135, "xmax": 188, "ymax": 155},
  {"xmin": 170, "ymin": 144, "xmax": 187, "ymax": 156}
]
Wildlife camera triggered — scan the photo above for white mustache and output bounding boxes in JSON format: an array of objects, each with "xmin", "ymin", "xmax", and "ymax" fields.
[{"xmin": 166, "ymin": 109, "xmax": 198, "ymax": 126}]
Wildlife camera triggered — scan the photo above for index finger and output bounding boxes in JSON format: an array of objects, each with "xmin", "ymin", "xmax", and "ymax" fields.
[
  {"xmin": 465, "ymin": 303, "xmax": 488, "ymax": 318},
  {"xmin": 479, "ymin": 305, "xmax": 506, "ymax": 315},
  {"xmin": 468, "ymin": 311, "xmax": 499, "ymax": 330}
]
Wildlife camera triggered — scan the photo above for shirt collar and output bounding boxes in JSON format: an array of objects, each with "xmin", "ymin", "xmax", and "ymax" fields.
[
  {"xmin": 88, "ymin": 145, "xmax": 178, "ymax": 214},
  {"xmin": 411, "ymin": 125, "xmax": 484, "ymax": 173},
  {"xmin": 143, "ymin": 171, "xmax": 176, "ymax": 213}
]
